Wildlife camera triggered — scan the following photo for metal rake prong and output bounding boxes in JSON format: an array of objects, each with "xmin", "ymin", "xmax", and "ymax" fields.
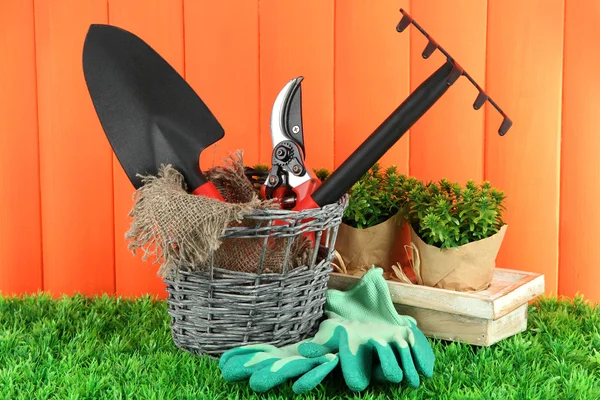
[
  {"xmin": 423, "ymin": 39, "xmax": 438, "ymax": 59},
  {"xmin": 474, "ymin": 90, "xmax": 489, "ymax": 110},
  {"xmin": 499, "ymin": 117, "xmax": 513, "ymax": 136},
  {"xmin": 396, "ymin": 12, "xmax": 412, "ymax": 32}
]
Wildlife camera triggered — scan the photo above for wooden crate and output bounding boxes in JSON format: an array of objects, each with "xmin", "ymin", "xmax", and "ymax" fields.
[{"xmin": 327, "ymin": 268, "xmax": 545, "ymax": 346}]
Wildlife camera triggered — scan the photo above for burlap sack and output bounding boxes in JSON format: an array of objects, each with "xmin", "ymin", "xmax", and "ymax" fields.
[
  {"xmin": 125, "ymin": 151, "xmax": 312, "ymax": 278},
  {"xmin": 398, "ymin": 224, "xmax": 508, "ymax": 292},
  {"xmin": 333, "ymin": 212, "xmax": 409, "ymax": 276}
]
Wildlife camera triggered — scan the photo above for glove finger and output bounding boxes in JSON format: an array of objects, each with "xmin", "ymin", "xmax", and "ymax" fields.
[
  {"xmin": 409, "ymin": 325, "xmax": 436, "ymax": 378},
  {"xmin": 248, "ymin": 355, "xmax": 335, "ymax": 393},
  {"xmin": 297, "ymin": 341, "xmax": 336, "ymax": 358},
  {"xmin": 338, "ymin": 329, "xmax": 373, "ymax": 392},
  {"xmin": 372, "ymin": 363, "xmax": 388, "ymax": 383},
  {"xmin": 392, "ymin": 337, "xmax": 420, "ymax": 388},
  {"xmin": 370, "ymin": 340, "xmax": 403, "ymax": 384},
  {"xmin": 219, "ymin": 344, "xmax": 274, "ymax": 370},
  {"xmin": 220, "ymin": 352, "xmax": 278, "ymax": 382},
  {"xmin": 292, "ymin": 354, "xmax": 339, "ymax": 394},
  {"xmin": 298, "ymin": 320, "xmax": 342, "ymax": 358}
]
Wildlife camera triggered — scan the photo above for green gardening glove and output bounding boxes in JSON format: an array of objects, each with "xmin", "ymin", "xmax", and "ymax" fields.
[
  {"xmin": 298, "ymin": 267, "xmax": 435, "ymax": 392},
  {"xmin": 218, "ymin": 340, "xmax": 339, "ymax": 394}
]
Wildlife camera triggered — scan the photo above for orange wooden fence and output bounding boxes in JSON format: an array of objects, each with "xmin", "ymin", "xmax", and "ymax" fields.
[{"xmin": 1, "ymin": 0, "xmax": 599, "ymax": 303}]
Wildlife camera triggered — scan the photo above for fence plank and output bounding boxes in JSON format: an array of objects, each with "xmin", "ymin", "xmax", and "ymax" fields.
[
  {"xmin": 408, "ymin": 0, "xmax": 488, "ymax": 183},
  {"xmin": 0, "ymin": 0, "xmax": 43, "ymax": 295},
  {"xmin": 259, "ymin": 0, "xmax": 335, "ymax": 171},
  {"xmin": 485, "ymin": 0, "xmax": 565, "ymax": 295},
  {"xmin": 559, "ymin": 1, "xmax": 600, "ymax": 303},
  {"xmin": 34, "ymin": 0, "xmax": 114, "ymax": 296},
  {"xmin": 185, "ymin": 1, "xmax": 260, "ymax": 170},
  {"xmin": 334, "ymin": 0, "xmax": 410, "ymax": 173},
  {"xmin": 108, "ymin": 0, "xmax": 185, "ymax": 298}
]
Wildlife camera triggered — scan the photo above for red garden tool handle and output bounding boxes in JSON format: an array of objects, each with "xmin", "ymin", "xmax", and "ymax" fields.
[
  {"xmin": 192, "ymin": 181, "xmax": 226, "ymax": 201},
  {"xmin": 291, "ymin": 178, "xmax": 324, "ymax": 247},
  {"xmin": 291, "ymin": 179, "xmax": 322, "ymax": 212}
]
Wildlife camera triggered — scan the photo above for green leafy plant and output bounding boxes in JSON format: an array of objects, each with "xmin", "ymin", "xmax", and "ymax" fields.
[
  {"xmin": 313, "ymin": 168, "xmax": 331, "ymax": 182},
  {"xmin": 244, "ymin": 163, "xmax": 270, "ymax": 190},
  {"xmin": 342, "ymin": 163, "xmax": 416, "ymax": 229},
  {"xmin": 252, "ymin": 163, "xmax": 270, "ymax": 171},
  {"xmin": 406, "ymin": 178, "xmax": 506, "ymax": 249}
]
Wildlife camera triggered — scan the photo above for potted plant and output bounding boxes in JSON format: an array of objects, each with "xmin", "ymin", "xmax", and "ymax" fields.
[
  {"xmin": 333, "ymin": 163, "xmax": 416, "ymax": 276},
  {"xmin": 401, "ymin": 178, "xmax": 508, "ymax": 292}
]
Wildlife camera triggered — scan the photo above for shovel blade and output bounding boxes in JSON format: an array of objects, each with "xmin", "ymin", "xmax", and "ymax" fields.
[{"xmin": 82, "ymin": 24, "xmax": 224, "ymax": 190}]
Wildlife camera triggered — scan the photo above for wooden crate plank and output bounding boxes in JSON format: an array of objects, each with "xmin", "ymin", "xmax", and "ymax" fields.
[
  {"xmin": 108, "ymin": 0, "xmax": 185, "ymax": 298},
  {"xmin": 258, "ymin": 0, "xmax": 334, "ymax": 170},
  {"xmin": 184, "ymin": 0, "xmax": 260, "ymax": 170},
  {"xmin": 34, "ymin": 0, "xmax": 114, "ymax": 296},
  {"xmin": 395, "ymin": 303, "xmax": 528, "ymax": 346},
  {"xmin": 490, "ymin": 268, "xmax": 538, "ymax": 284},
  {"xmin": 473, "ymin": 269, "xmax": 538, "ymax": 298},
  {"xmin": 491, "ymin": 274, "xmax": 545, "ymax": 319},
  {"xmin": 408, "ymin": 0, "xmax": 488, "ymax": 183},
  {"xmin": 0, "ymin": 0, "xmax": 43, "ymax": 294},
  {"xmin": 487, "ymin": 304, "xmax": 528, "ymax": 346},
  {"xmin": 484, "ymin": 0, "xmax": 565, "ymax": 296},
  {"xmin": 558, "ymin": 1, "xmax": 600, "ymax": 303},
  {"xmin": 395, "ymin": 304, "xmax": 489, "ymax": 345},
  {"xmin": 329, "ymin": 268, "xmax": 544, "ymax": 320},
  {"xmin": 333, "ymin": 0, "xmax": 410, "ymax": 173},
  {"xmin": 488, "ymin": 270, "xmax": 541, "ymax": 301}
]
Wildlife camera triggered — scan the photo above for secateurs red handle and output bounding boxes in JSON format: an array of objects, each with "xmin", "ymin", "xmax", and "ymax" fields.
[{"xmin": 191, "ymin": 179, "xmax": 225, "ymax": 200}]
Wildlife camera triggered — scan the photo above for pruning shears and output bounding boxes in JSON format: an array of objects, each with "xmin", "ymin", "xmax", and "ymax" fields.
[{"xmin": 260, "ymin": 77, "xmax": 322, "ymax": 210}]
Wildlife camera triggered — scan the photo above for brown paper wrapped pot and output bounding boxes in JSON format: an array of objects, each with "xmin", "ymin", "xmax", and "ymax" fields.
[
  {"xmin": 334, "ymin": 212, "xmax": 409, "ymax": 275},
  {"xmin": 409, "ymin": 224, "xmax": 508, "ymax": 292}
]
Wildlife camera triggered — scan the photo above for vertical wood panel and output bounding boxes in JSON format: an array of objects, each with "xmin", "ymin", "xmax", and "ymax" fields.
[
  {"xmin": 409, "ymin": 0, "xmax": 488, "ymax": 183},
  {"xmin": 559, "ymin": 1, "xmax": 600, "ymax": 303},
  {"xmin": 109, "ymin": 0, "xmax": 184, "ymax": 298},
  {"xmin": 485, "ymin": 0, "xmax": 564, "ymax": 295},
  {"xmin": 259, "ymin": 0, "xmax": 334, "ymax": 171},
  {"xmin": 185, "ymin": 1, "xmax": 260, "ymax": 170},
  {"xmin": 34, "ymin": 0, "xmax": 114, "ymax": 296},
  {"xmin": 0, "ymin": 0, "xmax": 43, "ymax": 294},
  {"xmin": 334, "ymin": 1, "xmax": 410, "ymax": 173}
]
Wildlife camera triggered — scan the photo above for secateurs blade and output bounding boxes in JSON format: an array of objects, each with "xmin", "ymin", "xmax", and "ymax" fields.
[{"xmin": 260, "ymin": 76, "xmax": 321, "ymax": 209}]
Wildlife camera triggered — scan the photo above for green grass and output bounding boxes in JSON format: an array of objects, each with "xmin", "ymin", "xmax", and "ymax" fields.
[{"xmin": 0, "ymin": 294, "xmax": 598, "ymax": 400}]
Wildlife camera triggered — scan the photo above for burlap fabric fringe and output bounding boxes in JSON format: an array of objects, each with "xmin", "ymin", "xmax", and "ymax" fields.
[{"xmin": 126, "ymin": 150, "xmax": 311, "ymax": 278}]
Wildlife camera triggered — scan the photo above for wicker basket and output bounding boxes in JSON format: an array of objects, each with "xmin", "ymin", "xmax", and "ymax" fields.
[{"xmin": 164, "ymin": 196, "xmax": 348, "ymax": 357}]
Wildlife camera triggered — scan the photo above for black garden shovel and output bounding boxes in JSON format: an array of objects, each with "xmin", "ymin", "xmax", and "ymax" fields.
[{"xmin": 82, "ymin": 24, "xmax": 225, "ymax": 200}]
